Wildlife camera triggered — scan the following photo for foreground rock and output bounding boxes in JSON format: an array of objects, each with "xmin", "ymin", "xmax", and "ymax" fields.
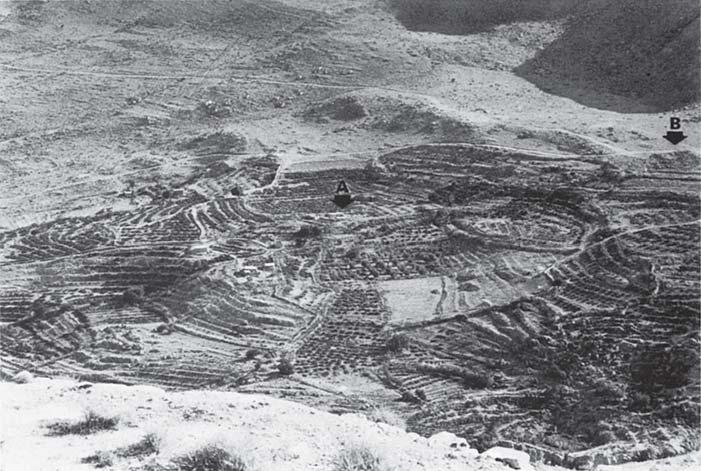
[{"xmin": 482, "ymin": 447, "xmax": 534, "ymax": 470}]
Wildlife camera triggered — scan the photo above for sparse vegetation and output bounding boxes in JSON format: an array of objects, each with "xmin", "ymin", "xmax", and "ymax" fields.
[
  {"xmin": 179, "ymin": 131, "xmax": 246, "ymax": 154},
  {"xmin": 331, "ymin": 97, "xmax": 367, "ymax": 121},
  {"xmin": 245, "ymin": 348, "xmax": 263, "ymax": 360},
  {"xmin": 277, "ymin": 353, "xmax": 296, "ymax": 376},
  {"xmin": 174, "ymin": 445, "xmax": 249, "ymax": 471},
  {"xmin": 399, "ymin": 390, "xmax": 421, "ymax": 404},
  {"xmin": 385, "ymin": 333, "xmax": 410, "ymax": 353},
  {"xmin": 118, "ymin": 287, "xmax": 143, "ymax": 307},
  {"xmin": 116, "ymin": 433, "xmax": 161, "ymax": 458},
  {"xmin": 334, "ymin": 446, "xmax": 385, "ymax": 471},
  {"xmin": 304, "ymin": 95, "xmax": 367, "ymax": 122},
  {"xmin": 81, "ymin": 451, "xmax": 113, "ymax": 468},
  {"xmin": 47, "ymin": 411, "xmax": 119, "ymax": 436},
  {"xmin": 293, "ymin": 224, "xmax": 322, "ymax": 239},
  {"xmin": 364, "ymin": 406, "xmax": 406, "ymax": 430}
]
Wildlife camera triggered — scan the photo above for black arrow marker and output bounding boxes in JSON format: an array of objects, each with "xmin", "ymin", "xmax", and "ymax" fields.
[
  {"xmin": 663, "ymin": 131, "xmax": 687, "ymax": 145},
  {"xmin": 332, "ymin": 194, "xmax": 353, "ymax": 209}
]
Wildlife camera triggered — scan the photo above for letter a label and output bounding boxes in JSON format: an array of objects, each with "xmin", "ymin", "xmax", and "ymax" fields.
[{"xmin": 336, "ymin": 180, "xmax": 349, "ymax": 193}]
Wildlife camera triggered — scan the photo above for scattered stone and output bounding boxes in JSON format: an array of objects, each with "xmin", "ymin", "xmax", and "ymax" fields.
[
  {"xmin": 12, "ymin": 370, "xmax": 34, "ymax": 384},
  {"xmin": 429, "ymin": 431, "xmax": 467, "ymax": 450},
  {"xmin": 482, "ymin": 447, "xmax": 533, "ymax": 471},
  {"xmin": 497, "ymin": 457, "xmax": 522, "ymax": 469}
]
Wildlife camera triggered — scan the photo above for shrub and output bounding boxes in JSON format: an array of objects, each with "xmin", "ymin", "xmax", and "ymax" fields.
[
  {"xmin": 593, "ymin": 429, "xmax": 617, "ymax": 446},
  {"xmin": 245, "ymin": 348, "xmax": 263, "ymax": 360},
  {"xmin": 593, "ymin": 378, "xmax": 625, "ymax": 402},
  {"xmin": 628, "ymin": 391, "xmax": 652, "ymax": 412},
  {"xmin": 81, "ymin": 451, "xmax": 113, "ymax": 468},
  {"xmin": 119, "ymin": 287, "xmax": 143, "ymax": 306},
  {"xmin": 277, "ymin": 353, "xmax": 296, "ymax": 376},
  {"xmin": 399, "ymin": 390, "xmax": 421, "ymax": 404},
  {"xmin": 174, "ymin": 446, "xmax": 249, "ymax": 471},
  {"xmin": 294, "ymin": 224, "xmax": 322, "ymax": 239},
  {"xmin": 334, "ymin": 446, "xmax": 384, "ymax": 471},
  {"xmin": 385, "ymin": 333, "xmax": 410, "ymax": 353},
  {"xmin": 155, "ymin": 323, "xmax": 175, "ymax": 335},
  {"xmin": 47, "ymin": 410, "xmax": 119, "ymax": 436},
  {"xmin": 331, "ymin": 97, "xmax": 367, "ymax": 121},
  {"xmin": 631, "ymin": 345, "xmax": 697, "ymax": 391},
  {"xmin": 463, "ymin": 372, "xmax": 493, "ymax": 389},
  {"xmin": 364, "ymin": 407, "xmax": 406, "ymax": 430},
  {"xmin": 117, "ymin": 433, "xmax": 161, "ymax": 457}
]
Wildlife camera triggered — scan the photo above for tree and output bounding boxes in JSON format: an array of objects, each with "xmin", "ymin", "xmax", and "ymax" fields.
[
  {"xmin": 386, "ymin": 333, "xmax": 410, "ymax": 353},
  {"xmin": 277, "ymin": 353, "xmax": 296, "ymax": 375}
]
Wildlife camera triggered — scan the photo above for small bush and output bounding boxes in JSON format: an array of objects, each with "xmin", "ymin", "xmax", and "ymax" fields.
[
  {"xmin": 118, "ymin": 287, "xmax": 143, "ymax": 307},
  {"xmin": 399, "ymin": 390, "xmax": 421, "ymax": 404},
  {"xmin": 155, "ymin": 323, "xmax": 175, "ymax": 335},
  {"xmin": 364, "ymin": 407, "xmax": 406, "ymax": 430},
  {"xmin": 593, "ymin": 429, "xmax": 617, "ymax": 446},
  {"xmin": 245, "ymin": 348, "xmax": 263, "ymax": 360},
  {"xmin": 593, "ymin": 378, "xmax": 625, "ymax": 401},
  {"xmin": 294, "ymin": 224, "xmax": 322, "ymax": 239},
  {"xmin": 385, "ymin": 334, "xmax": 410, "ymax": 353},
  {"xmin": 174, "ymin": 446, "xmax": 249, "ymax": 471},
  {"xmin": 334, "ymin": 446, "xmax": 384, "ymax": 471},
  {"xmin": 628, "ymin": 391, "xmax": 652, "ymax": 412},
  {"xmin": 47, "ymin": 411, "xmax": 119, "ymax": 436},
  {"xmin": 117, "ymin": 433, "xmax": 161, "ymax": 457},
  {"xmin": 331, "ymin": 97, "xmax": 367, "ymax": 121},
  {"xmin": 277, "ymin": 354, "xmax": 296, "ymax": 376},
  {"xmin": 81, "ymin": 451, "xmax": 113, "ymax": 468}
]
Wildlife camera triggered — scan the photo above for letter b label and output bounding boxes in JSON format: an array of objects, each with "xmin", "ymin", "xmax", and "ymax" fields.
[{"xmin": 670, "ymin": 117, "xmax": 681, "ymax": 130}]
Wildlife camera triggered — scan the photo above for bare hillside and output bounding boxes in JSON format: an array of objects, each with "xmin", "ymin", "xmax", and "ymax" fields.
[{"xmin": 388, "ymin": 0, "xmax": 577, "ymax": 34}]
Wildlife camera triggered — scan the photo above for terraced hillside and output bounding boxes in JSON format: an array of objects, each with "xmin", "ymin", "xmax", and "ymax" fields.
[
  {"xmin": 2, "ymin": 142, "xmax": 699, "ymax": 467},
  {"xmin": 1, "ymin": 0, "xmax": 700, "ymax": 469}
]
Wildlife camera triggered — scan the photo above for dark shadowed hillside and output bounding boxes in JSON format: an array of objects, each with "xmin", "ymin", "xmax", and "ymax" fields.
[
  {"xmin": 517, "ymin": 0, "xmax": 701, "ymax": 111},
  {"xmin": 389, "ymin": 0, "xmax": 700, "ymax": 111}
]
